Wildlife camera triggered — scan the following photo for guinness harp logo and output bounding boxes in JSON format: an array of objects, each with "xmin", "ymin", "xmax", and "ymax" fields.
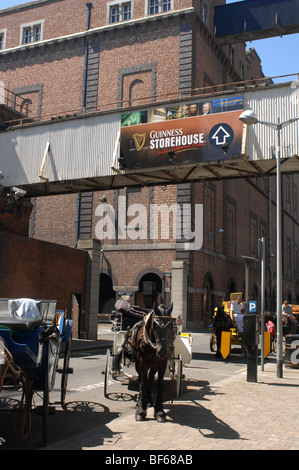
[{"xmin": 132, "ymin": 133, "xmax": 146, "ymax": 151}]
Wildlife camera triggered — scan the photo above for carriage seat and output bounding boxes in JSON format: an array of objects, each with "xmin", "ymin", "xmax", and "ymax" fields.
[{"xmin": 0, "ymin": 298, "xmax": 57, "ymax": 330}]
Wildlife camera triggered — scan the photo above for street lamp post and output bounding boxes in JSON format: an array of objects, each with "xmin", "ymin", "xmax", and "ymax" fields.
[
  {"xmin": 260, "ymin": 237, "xmax": 265, "ymax": 371},
  {"xmin": 239, "ymin": 110, "xmax": 299, "ymax": 378}
]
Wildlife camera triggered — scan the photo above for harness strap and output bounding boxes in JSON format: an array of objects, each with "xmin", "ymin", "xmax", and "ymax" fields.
[
  {"xmin": 142, "ymin": 313, "xmax": 175, "ymax": 351},
  {"xmin": 141, "ymin": 312, "xmax": 158, "ymax": 350}
]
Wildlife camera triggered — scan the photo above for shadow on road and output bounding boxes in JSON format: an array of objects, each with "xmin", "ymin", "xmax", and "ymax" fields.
[{"xmin": 0, "ymin": 398, "xmax": 120, "ymax": 450}]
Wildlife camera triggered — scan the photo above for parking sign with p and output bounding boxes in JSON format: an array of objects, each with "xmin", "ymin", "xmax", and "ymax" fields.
[{"xmin": 248, "ymin": 300, "xmax": 257, "ymax": 313}]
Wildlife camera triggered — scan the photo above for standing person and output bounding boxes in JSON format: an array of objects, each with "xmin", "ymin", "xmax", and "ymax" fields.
[
  {"xmin": 230, "ymin": 296, "xmax": 244, "ymax": 322},
  {"xmin": 265, "ymin": 313, "xmax": 276, "ymax": 351},
  {"xmin": 237, "ymin": 307, "xmax": 246, "ymax": 356}
]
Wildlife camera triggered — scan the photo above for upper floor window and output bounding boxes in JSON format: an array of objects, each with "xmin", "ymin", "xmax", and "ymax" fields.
[
  {"xmin": 0, "ymin": 29, "xmax": 7, "ymax": 50},
  {"xmin": 108, "ymin": 1, "xmax": 132, "ymax": 23},
  {"xmin": 148, "ymin": 0, "xmax": 172, "ymax": 15},
  {"xmin": 229, "ymin": 45, "xmax": 236, "ymax": 68},
  {"xmin": 20, "ymin": 21, "xmax": 44, "ymax": 45},
  {"xmin": 239, "ymin": 60, "xmax": 245, "ymax": 80}
]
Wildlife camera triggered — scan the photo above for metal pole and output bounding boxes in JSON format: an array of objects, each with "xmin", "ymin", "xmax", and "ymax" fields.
[
  {"xmin": 245, "ymin": 262, "xmax": 249, "ymax": 303},
  {"xmin": 276, "ymin": 121, "xmax": 283, "ymax": 378},
  {"xmin": 260, "ymin": 237, "xmax": 265, "ymax": 371},
  {"xmin": 238, "ymin": 112, "xmax": 299, "ymax": 378}
]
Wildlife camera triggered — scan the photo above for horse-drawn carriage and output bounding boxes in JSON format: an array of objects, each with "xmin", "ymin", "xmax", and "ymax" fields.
[
  {"xmin": 210, "ymin": 293, "xmax": 243, "ymax": 359},
  {"xmin": 0, "ymin": 298, "xmax": 73, "ymax": 448},
  {"xmin": 104, "ymin": 299, "xmax": 192, "ymax": 421}
]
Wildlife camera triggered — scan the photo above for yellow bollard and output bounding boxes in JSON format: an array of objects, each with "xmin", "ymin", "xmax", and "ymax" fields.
[
  {"xmin": 220, "ymin": 331, "xmax": 231, "ymax": 359},
  {"xmin": 264, "ymin": 331, "xmax": 271, "ymax": 358}
]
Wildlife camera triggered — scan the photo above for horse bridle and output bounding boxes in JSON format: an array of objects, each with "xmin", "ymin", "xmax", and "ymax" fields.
[{"xmin": 143, "ymin": 314, "xmax": 176, "ymax": 352}]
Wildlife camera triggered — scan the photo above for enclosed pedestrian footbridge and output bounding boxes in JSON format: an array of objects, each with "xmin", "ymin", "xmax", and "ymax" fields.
[
  {"xmin": 214, "ymin": 0, "xmax": 299, "ymax": 44},
  {"xmin": 0, "ymin": 80, "xmax": 299, "ymax": 197}
]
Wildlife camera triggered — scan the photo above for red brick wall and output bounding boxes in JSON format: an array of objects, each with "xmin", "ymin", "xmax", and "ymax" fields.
[
  {"xmin": 2, "ymin": 0, "xmax": 297, "ymax": 329},
  {"xmin": 0, "ymin": 0, "xmax": 226, "ymax": 45},
  {"xmin": 0, "ymin": 0, "xmax": 261, "ymax": 119},
  {"xmin": 0, "ymin": 231, "xmax": 88, "ymax": 337},
  {"xmin": 0, "ymin": 198, "xmax": 32, "ymax": 236},
  {"xmin": 30, "ymin": 194, "xmax": 78, "ymax": 246}
]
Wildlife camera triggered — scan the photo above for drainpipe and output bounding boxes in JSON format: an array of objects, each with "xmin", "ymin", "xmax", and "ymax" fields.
[
  {"xmin": 268, "ymin": 177, "xmax": 273, "ymax": 311},
  {"xmin": 82, "ymin": 2, "xmax": 92, "ymax": 111},
  {"xmin": 75, "ymin": 193, "xmax": 81, "ymax": 247}
]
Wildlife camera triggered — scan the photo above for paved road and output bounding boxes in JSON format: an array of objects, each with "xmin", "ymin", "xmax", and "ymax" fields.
[{"xmin": 2, "ymin": 324, "xmax": 298, "ymax": 451}]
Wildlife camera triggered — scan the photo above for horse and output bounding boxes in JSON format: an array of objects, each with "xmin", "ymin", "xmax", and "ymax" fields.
[
  {"xmin": 211, "ymin": 306, "xmax": 232, "ymax": 358},
  {"xmin": 129, "ymin": 303, "xmax": 176, "ymax": 422},
  {"xmin": 282, "ymin": 313, "xmax": 298, "ymax": 336}
]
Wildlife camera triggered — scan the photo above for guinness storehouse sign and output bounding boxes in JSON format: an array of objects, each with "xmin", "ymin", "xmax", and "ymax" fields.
[{"xmin": 120, "ymin": 110, "xmax": 244, "ymax": 169}]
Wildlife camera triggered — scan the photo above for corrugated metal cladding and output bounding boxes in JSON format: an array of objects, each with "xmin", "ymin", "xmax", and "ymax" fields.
[
  {"xmin": 1, "ymin": 112, "xmax": 122, "ymax": 187},
  {"xmin": 0, "ymin": 81, "xmax": 298, "ymax": 190},
  {"xmin": 244, "ymin": 82, "xmax": 299, "ymax": 160}
]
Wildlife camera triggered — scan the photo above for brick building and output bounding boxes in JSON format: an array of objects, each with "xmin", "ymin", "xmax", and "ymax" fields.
[
  {"xmin": 0, "ymin": 231, "xmax": 88, "ymax": 337},
  {"xmin": 0, "ymin": 0, "xmax": 298, "ymax": 335}
]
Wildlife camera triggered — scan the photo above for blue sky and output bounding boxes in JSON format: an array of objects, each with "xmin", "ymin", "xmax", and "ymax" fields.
[{"xmin": 1, "ymin": 0, "xmax": 298, "ymax": 83}]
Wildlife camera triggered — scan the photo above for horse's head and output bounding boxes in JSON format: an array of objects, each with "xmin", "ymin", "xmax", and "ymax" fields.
[{"xmin": 150, "ymin": 312, "xmax": 176, "ymax": 358}]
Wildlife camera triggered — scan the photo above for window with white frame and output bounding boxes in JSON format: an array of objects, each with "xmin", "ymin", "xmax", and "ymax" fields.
[
  {"xmin": 147, "ymin": 0, "xmax": 172, "ymax": 15},
  {"xmin": 20, "ymin": 21, "xmax": 44, "ymax": 45},
  {"xmin": 0, "ymin": 29, "xmax": 7, "ymax": 50},
  {"xmin": 108, "ymin": 1, "xmax": 132, "ymax": 23}
]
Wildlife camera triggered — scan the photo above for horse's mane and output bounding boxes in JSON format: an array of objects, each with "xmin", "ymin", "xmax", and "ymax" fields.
[{"xmin": 143, "ymin": 310, "xmax": 159, "ymax": 350}]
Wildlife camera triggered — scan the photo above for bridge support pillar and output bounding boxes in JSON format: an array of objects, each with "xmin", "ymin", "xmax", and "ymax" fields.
[
  {"xmin": 171, "ymin": 260, "xmax": 188, "ymax": 331},
  {"xmin": 77, "ymin": 238, "xmax": 102, "ymax": 340}
]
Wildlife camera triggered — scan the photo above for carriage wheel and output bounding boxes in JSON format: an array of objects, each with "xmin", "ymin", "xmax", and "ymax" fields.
[
  {"xmin": 176, "ymin": 357, "xmax": 183, "ymax": 397},
  {"xmin": 104, "ymin": 349, "xmax": 111, "ymax": 398},
  {"xmin": 61, "ymin": 339, "xmax": 72, "ymax": 407},
  {"xmin": 210, "ymin": 334, "xmax": 216, "ymax": 352}
]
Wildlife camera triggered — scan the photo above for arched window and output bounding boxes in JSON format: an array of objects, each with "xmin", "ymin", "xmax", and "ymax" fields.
[
  {"xmin": 20, "ymin": 98, "xmax": 32, "ymax": 116},
  {"xmin": 129, "ymin": 79, "xmax": 144, "ymax": 107},
  {"xmin": 99, "ymin": 273, "xmax": 115, "ymax": 314},
  {"xmin": 136, "ymin": 272, "xmax": 163, "ymax": 308}
]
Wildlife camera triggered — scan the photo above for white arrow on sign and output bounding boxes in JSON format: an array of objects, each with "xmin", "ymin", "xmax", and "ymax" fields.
[{"xmin": 211, "ymin": 125, "xmax": 231, "ymax": 145}]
